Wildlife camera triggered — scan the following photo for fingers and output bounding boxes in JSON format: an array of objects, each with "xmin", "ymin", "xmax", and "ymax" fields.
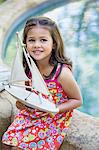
[{"xmin": 16, "ymin": 100, "xmax": 26, "ymax": 110}]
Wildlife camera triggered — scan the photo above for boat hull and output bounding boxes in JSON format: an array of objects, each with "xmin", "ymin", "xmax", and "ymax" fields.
[{"xmin": 5, "ymin": 85, "xmax": 59, "ymax": 113}]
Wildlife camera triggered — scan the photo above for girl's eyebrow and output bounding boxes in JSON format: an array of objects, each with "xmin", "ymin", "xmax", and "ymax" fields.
[
  {"xmin": 39, "ymin": 36, "xmax": 48, "ymax": 38},
  {"xmin": 27, "ymin": 36, "xmax": 48, "ymax": 39}
]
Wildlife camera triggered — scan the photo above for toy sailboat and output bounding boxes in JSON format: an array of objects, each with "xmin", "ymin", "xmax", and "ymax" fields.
[{"xmin": 4, "ymin": 32, "xmax": 59, "ymax": 113}]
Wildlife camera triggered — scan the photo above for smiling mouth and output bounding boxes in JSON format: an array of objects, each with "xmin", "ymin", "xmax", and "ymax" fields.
[{"xmin": 32, "ymin": 50, "xmax": 43, "ymax": 55}]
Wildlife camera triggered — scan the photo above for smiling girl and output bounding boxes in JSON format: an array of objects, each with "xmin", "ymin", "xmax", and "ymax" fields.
[{"xmin": 2, "ymin": 16, "xmax": 83, "ymax": 150}]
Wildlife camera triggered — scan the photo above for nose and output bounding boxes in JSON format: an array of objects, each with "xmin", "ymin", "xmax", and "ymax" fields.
[{"xmin": 34, "ymin": 40, "xmax": 41, "ymax": 47}]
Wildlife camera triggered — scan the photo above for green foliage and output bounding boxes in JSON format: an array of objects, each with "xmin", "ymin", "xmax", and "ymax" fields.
[{"xmin": 0, "ymin": 0, "xmax": 6, "ymax": 4}]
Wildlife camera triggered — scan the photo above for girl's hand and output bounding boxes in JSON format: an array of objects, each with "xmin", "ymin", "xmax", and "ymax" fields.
[{"xmin": 16, "ymin": 100, "xmax": 27, "ymax": 110}]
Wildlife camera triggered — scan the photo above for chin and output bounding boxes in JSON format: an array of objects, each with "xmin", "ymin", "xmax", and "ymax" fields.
[{"xmin": 30, "ymin": 55, "xmax": 42, "ymax": 60}]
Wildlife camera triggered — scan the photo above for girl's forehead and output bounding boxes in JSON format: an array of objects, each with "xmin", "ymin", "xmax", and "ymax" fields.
[{"xmin": 27, "ymin": 26, "xmax": 51, "ymax": 36}]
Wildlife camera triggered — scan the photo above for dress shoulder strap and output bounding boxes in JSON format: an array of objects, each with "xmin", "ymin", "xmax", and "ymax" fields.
[
  {"xmin": 52, "ymin": 63, "xmax": 72, "ymax": 80},
  {"xmin": 52, "ymin": 63, "xmax": 63, "ymax": 80}
]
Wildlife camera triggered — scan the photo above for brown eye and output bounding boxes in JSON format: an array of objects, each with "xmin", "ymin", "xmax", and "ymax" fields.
[
  {"xmin": 28, "ymin": 39, "xmax": 35, "ymax": 42},
  {"xmin": 41, "ymin": 39, "xmax": 47, "ymax": 42}
]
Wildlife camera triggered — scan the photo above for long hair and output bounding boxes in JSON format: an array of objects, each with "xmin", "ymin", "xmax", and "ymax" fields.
[{"xmin": 22, "ymin": 16, "xmax": 72, "ymax": 77}]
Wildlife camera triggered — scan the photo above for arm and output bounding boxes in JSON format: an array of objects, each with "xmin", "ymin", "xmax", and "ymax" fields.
[{"xmin": 57, "ymin": 67, "xmax": 83, "ymax": 113}]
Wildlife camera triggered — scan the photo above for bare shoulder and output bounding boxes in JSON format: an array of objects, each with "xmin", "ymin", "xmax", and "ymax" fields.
[
  {"xmin": 58, "ymin": 66, "xmax": 74, "ymax": 83},
  {"xmin": 58, "ymin": 65, "xmax": 82, "ymax": 100}
]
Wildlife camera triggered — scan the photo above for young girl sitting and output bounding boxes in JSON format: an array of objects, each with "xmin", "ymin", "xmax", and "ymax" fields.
[{"xmin": 2, "ymin": 16, "xmax": 83, "ymax": 150}]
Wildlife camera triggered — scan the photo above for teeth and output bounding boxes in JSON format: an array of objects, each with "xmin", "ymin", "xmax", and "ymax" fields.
[{"xmin": 33, "ymin": 50, "xmax": 42, "ymax": 54}]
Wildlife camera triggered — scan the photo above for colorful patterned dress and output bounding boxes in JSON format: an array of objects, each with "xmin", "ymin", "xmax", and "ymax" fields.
[{"xmin": 2, "ymin": 63, "xmax": 73, "ymax": 150}]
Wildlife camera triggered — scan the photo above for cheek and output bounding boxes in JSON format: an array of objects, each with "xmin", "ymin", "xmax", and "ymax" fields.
[{"xmin": 26, "ymin": 45, "xmax": 32, "ymax": 52}]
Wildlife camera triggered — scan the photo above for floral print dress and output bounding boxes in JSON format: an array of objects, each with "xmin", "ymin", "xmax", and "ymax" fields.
[{"xmin": 2, "ymin": 63, "xmax": 73, "ymax": 150}]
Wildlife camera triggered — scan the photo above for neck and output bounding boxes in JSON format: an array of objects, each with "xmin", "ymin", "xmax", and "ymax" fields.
[
  {"xmin": 36, "ymin": 61, "xmax": 54, "ymax": 78},
  {"xmin": 36, "ymin": 61, "xmax": 49, "ymax": 69}
]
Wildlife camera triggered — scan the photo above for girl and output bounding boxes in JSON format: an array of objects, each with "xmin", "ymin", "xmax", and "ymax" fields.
[{"xmin": 2, "ymin": 16, "xmax": 83, "ymax": 150}]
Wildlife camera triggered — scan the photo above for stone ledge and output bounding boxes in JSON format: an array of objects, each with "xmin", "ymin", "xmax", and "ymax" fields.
[{"xmin": 61, "ymin": 110, "xmax": 99, "ymax": 150}]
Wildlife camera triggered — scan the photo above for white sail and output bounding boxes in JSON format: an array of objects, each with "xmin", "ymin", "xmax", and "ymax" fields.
[{"xmin": 10, "ymin": 35, "xmax": 29, "ymax": 83}]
